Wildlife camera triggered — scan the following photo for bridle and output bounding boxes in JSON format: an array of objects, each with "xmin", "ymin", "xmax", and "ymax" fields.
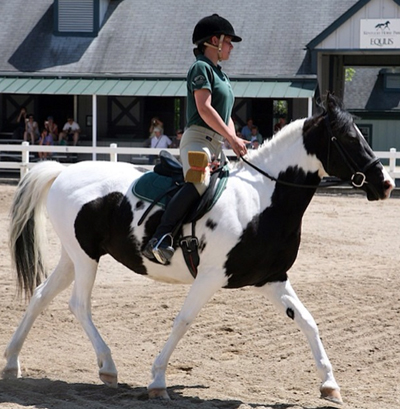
[
  {"xmin": 240, "ymin": 114, "xmax": 380, "ymax": 190},
  {"xmin": 324, "ymin": 115, "xmax": 380, "ymax": 188}
]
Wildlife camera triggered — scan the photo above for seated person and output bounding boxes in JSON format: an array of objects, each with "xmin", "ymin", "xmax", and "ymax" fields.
[
  {"xmin": 44, "ymin": 116, "xmax": 59, "ymax": 140},
  {"xmin": 274, "ymin": 116, "xmax": 287, "ymax": 134},
  {"xmin": 250, "ymin": 125, "xmax": 262, "ymax": 145},
  {"xmin": 24, "ymin": 114, "xmax": 40, "ymax": 144},
  {"xmin": 150, "ymin": 127, "xmax": 172, "ymax": 149},
  {"xmin": 148, "ymin": 127, "xmax": 172, "ymax": 164},
  {"xmin": 59, "ymin": 116, "xmax": 80, "ymax": 145},
  {"xmin": 38, "ymin": 128, "xmax": 54, "ymax": 160}
]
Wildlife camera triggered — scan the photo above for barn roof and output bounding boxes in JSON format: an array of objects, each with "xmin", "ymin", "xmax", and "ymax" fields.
[{"xmin": 0, "ymin": 0, "xmax": 361, "ymax": 80}]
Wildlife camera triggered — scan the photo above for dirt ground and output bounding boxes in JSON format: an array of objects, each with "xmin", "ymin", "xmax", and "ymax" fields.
[{"xmin": 0, "ymin": 181, "xmax": 399, "ymax": 409}]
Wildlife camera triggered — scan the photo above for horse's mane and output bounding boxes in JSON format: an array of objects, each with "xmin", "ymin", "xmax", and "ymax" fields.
[
  {"xmin": 230, "ymin": 93, "xmax": 353, "ymax": 171},
  {"xmin": 230, "ymin": 117, "xmax": 306, "ymax": 170}
]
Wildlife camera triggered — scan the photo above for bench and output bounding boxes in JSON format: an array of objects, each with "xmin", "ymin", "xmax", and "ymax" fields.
[
  {"xmin": 0, "ymin": 139, "xmax": 24, "ymax": 144},
  {"xmin": 0, "ymin": 132, "xmax": 14, "ymax": 139}
]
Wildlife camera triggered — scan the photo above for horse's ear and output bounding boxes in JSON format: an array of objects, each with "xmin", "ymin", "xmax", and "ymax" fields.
[{"xmin": 325, "ymin": 91, "xmax": 337, "ymax": 113}]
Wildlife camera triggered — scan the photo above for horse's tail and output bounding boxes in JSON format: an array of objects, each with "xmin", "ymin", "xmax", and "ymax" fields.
[{"xmin": 9, "ymin": 161, "xmax": 65, "ymax": 299}]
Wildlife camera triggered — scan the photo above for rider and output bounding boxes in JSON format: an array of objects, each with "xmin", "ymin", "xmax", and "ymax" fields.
[{"xmin": 142, "ymin": 14, "xmax": 248, "ymax": 264}]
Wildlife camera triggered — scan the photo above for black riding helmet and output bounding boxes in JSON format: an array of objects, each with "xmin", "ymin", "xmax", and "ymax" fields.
[{"xmin": 192, "ymin": 14, "xmax": 242, "ymax": 45}]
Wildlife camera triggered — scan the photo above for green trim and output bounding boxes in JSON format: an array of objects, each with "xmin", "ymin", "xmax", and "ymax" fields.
[{"xmin": 0, "ymin": 77, "xmax": 317, "ymax": 99}]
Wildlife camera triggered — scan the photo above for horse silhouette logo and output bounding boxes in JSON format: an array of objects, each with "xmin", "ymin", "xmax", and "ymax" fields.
[{"xmin": 375, "ymin": 21, "xmax": 390, "ymax": 30}]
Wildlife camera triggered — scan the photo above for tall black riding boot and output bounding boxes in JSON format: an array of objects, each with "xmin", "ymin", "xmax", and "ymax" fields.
[{"xmin": 143, "ymin": 182, "xmax": 201, "ymax": 264}]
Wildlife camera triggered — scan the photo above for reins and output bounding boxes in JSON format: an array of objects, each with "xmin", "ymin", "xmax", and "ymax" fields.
[
  {"xmin": 239, "ymin": 154, "xmax": 346, "ymax": 189},
  {"xmin": 240, "ymin": 114, "xmax": 380, "ymax": 190}
]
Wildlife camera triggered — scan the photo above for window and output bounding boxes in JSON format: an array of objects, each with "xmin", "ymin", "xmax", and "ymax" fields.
[
  {"xmin": 357, "ymin": 124, "xmax": 372, "ymax": 146},
  {"xmin": 385, "ymin": 74, "xmax": 400, "ymax": 90},
  {"xmin": 54, "ymin": 0, "xmax": 110, "ymax": 37}
]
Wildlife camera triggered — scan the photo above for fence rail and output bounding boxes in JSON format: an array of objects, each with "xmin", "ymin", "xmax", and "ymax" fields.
[{"xmin": 0, "ymin": 142, "xmax": 399, "ymax": 181}]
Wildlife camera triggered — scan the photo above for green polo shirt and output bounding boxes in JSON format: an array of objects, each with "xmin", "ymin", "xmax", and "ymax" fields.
[{"xmin": 186, "ymin": 55, "xmax": 234, "ymax": 130}]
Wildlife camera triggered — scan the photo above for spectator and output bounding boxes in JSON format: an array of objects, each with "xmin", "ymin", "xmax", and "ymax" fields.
[
  {"xmin": 13, "ymin": 106, "xmax": 27, "ymax": 140},
  {"xmin": 250, "ymin": 138, "xmax": 260, "ymax": 149},
  {"xmin": 24, "ymin": 114, "xmax": 40, "ymax": 144},
  {"xmin": 170, "ymin": 129, "xmax": 183, "ymax": 149},
  {"xmin": 145, "ymin": 117, "xmax": 164, "ymax": 147},
  {"xmin": 44, "ymin": 116, "xmax": 59, "ymax": 140},
  {"xmin": 148, "ymin": 127, "xmax": 172, "ymax": 164},
  {"xmin": 59, "ymin": 116, "xmax": 80, "ymax": 145},
  {"xmin": 274, "ymin": 116, "xmax": 287, "ymax": 134},
  {"xmin": 250, "ymin": 125, "xmax": 263, "ymax": 145},
  {"xmin": 38, "ymin": 128, "xmax": 54, "ymax": 160},
  {"xmin": 149, "ymin": 117, "xmax": 164, "ymax": 137},
  {"xmin": 241, "ymin": 118, "xmax": 255, "ymax": 141},
  {"xmin": 150, "ymin": 127, "xmax": 171, "ymax": 149}
]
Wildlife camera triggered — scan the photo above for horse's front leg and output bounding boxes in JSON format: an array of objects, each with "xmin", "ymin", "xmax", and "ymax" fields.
[
  {"xmin": 255, "ymin": 280, "xmax": 343, "ymax": 405},
  {"xmin": 148, "ymin": 272, "xmax": 226, "ymax": 400}
]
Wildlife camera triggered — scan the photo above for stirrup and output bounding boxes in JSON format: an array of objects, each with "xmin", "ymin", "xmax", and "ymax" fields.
[
  {"xmin": 185, "ymin": 151, "xmax": 209, "ymax": 183},
  {"xmin": 153, "ymin": 233, "xmax": 174, "ymax": 265}
]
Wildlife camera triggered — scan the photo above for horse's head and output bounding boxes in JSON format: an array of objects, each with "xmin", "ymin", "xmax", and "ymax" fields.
[{"xmin": 307, "ymin": 93, "xmax": 395, "ymax": 200}]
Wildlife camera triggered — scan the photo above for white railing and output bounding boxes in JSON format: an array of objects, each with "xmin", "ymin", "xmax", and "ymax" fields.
[
  {"xmin": 374, "ymin": 148, "xmax": 400, "ymax": 180},
  {"xmin": 0, "ymin": 142, "xmax": 399, "ymax": 181}
]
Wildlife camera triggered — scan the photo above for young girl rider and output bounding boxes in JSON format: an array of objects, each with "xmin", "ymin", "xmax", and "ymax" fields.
[{"xmin": 143, "ymin": 14, "xmax": 248, "ymax": 264}]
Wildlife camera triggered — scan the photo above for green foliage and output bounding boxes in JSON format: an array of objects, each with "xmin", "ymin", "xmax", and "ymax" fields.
[
  {"xmin": 273, "ymin": 100, "xmax": 288, "ymax": 117},
  {"xmin": 345, "ymin": 67, "xmax": 356, "ymax": 82}
]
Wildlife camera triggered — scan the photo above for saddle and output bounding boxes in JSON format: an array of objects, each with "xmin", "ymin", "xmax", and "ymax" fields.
[{"xmin": 132, "ymin": 150, "xmax": 229, "ymax": 276}]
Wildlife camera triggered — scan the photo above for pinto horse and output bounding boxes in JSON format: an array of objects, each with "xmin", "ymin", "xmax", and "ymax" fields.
[{"xmin": 3, "ymin": 94, "xmax": 394, "ymax": 404}]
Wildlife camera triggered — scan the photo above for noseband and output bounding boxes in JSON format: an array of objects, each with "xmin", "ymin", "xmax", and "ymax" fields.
[{"xmin": 324, "ymin": 115, "xmax": 380, "ymax": 188}]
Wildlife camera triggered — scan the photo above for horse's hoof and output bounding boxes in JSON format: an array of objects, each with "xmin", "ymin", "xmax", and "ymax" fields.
[
  {"xmin": 320, "ymin": 387, "xmax": 343, "ymax": 405},
  {"xmin": 2, "ymin": 366, "xmax": 21, "ymax": 379},
  {"xmin": 100, "ymin": 372, "xmax": 118, "ymax": 388},
  {"xmin": 148, "ymin": 388, "xmax": 170, "ymax": 400}
]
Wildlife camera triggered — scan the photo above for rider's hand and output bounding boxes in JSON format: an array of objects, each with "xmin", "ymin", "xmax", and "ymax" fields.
[{"xmin": 227, "ymin": 135, "xmax": 249, "ymax": 157}]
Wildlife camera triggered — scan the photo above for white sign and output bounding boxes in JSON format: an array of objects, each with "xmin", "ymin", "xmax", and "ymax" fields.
[{"xmin": 360, "ymin": 19, "xmax": 400, "ymax": 49}]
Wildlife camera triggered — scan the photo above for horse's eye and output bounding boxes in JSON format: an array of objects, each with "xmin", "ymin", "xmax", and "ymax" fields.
[{"xmin": 347, "ymin": 132, "xmax": 359, "ymax": 143}]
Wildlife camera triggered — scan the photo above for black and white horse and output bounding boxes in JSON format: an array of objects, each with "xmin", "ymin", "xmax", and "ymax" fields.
[{"xmin": 2, "ymin": 94, "xmax": 394, "ymax": 404}]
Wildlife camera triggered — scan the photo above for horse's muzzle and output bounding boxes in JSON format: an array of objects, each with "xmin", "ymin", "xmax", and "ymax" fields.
[{"xmin": 365, "ymin": 169, "xmax": 395, "ymax": 201}]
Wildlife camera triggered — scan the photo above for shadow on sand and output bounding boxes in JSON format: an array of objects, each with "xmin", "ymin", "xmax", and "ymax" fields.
[{"xmin": 0, "ymin": 378, "xmax": 339, "ymax": 409}]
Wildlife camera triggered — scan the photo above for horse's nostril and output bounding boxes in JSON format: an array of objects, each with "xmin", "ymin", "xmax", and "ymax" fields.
[
  {"xmin": 383, "ymin": 180, "xmax": 395, "ymax": 198},
  {"xmin": 384, "ymin": 179, "xmax": 394, "ymax": 190}
]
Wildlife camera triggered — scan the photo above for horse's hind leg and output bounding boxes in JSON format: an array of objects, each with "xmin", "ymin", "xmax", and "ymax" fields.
[
  {"xmin": 254, "ymin": 280, "xmax": 343, "ymax": 405},
  {"xmin": 68, "ymin": 254, "xmax": 118, "ymax": 388},
  {"xmin": 3, "ymin": 248, "xmax": 74, "ymax": 379}
]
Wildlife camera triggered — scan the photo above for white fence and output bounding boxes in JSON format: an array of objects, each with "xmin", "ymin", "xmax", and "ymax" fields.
[{"xmin": 0, "ymin": 142, "xmax": 399, "ymax": 181}]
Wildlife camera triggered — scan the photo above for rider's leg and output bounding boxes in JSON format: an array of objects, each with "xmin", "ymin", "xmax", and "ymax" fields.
[
  {"xmin": 142, "ymin": 126, "xmax": 223, "ymax": 265},
  {"xmin": 143, "ymin": 181, "xmax": 201, "ymax": 264}
]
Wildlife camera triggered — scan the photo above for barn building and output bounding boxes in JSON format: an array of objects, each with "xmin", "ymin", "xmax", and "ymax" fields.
[{"xmin": 0, "ymin": 0, "xmax": 399, "ymax": 151}]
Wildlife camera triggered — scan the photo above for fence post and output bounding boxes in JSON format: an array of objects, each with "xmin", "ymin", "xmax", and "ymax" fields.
[
  {"xmin": 21, "ymin": 141, "xmax": 30, "ymax": 178},
  {"xmin": 110, "ymin": 143, "xmax": 118, "ymax": 162},
  {"xmin": 389, "ymin": 148, "xmax": 396, "ymax": 173}
]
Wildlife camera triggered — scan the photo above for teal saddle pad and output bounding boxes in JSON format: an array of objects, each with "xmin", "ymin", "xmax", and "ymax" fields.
[
  {"xmin": 132, "ymin": 172, "xmax": 179, "ymax": 208},
  {"xmin": 132, "ymin": 165, "xmax": 229, "ymax": 214}
]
